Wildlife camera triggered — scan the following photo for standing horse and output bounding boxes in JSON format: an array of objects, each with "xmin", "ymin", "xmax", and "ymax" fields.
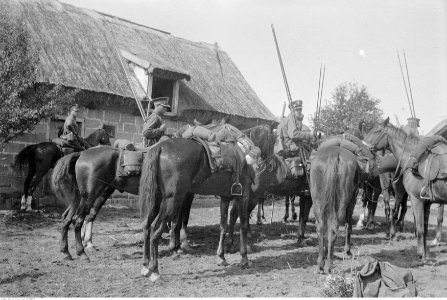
[
  {"xmin": 13, "ymin": 127, "xmax": 110, "ymax": 211},
  {"xmin": 311, "ymin": 145, "xmax": 360, "ymax": 274},
  {"xmin": 226, "ymin": 125, "xmax": 312, "ymax": 247},
  {"xmin": 364, "ymin": 117, "xmax": 447, "ymax": 261}
]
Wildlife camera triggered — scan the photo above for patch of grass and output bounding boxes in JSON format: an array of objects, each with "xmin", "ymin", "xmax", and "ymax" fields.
[{"xmin": 320, "ymin": 269, "xmax": 354, "ymax": 297}]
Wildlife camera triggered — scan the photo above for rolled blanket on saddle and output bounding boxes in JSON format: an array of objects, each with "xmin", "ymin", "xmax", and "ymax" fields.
[
  {"xmin": 182, "ymin": 124, "xmax": 261, "ymax": 164},
  {"xmin": 317, "ymin": 133, "xmax": 379, "ymax": 177}
]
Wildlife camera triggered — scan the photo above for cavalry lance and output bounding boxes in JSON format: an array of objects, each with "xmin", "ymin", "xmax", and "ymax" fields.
[{"xmin": 271, "ymin": 24, "xmax": 311, "ymax": 184}]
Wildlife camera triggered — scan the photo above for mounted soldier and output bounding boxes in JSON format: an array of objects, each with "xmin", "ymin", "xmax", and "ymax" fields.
[
  {"xmin": 277, "ymin": 99, "xmax": 314, "ymax": 157},
  {"xmin": 60, "ymin": 104, "xmax": 89, "ymax": 151},
  {"xmin": 142, "ymin": 98, "xmax": 171, "ymax": 147}
]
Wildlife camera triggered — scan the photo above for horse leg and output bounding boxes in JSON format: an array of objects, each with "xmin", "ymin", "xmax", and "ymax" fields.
[
  {"xmin": 72, "ymin": 197, "xmax": 92, "ymax": 261},
  {"xmin": 60, "ymin": 204, "xmax": 76, "ymax": 260},
  {"xmin": 297, "ymin": 194, "xmax": 312, "ymax": 246},
  {"xmin": 237, "ymin": 185, "xmax": 251, "ymax": 268},
  {"xmin": 284, "ymin": 196, "xmax": 290, "ymax": 223},
  {"xmin": 141, "ymin": 192, "xmax": 160, "ymax": 278},
  {"xmin": 82, "ymin": 186, "xmax": 115, "ymax": 250},
  {"xmin": 344, "ymin": 198, "xmax": 356, "ymax": 257},
  {"xmin": 291, "ymin": 196, "xmax": 297, "ymax": 221},
  {"xmin": 148, "ymin": 199, "xmax": 169, "ymax": 282},
  {"xmin": 411, "ymin": 196, "xmax": 426, "ymax": 260},
  {"xmin": 383, "ymin": 189, "xmax": 391, "ymax": 238},
  {"xmin": 431, "ymin": 204, "xmax": 444, "ymax": 246},
  {"xmin": 324, "ymin": 227, "xmax": 336, "ymax": 274},
  {"xmin": 227, "ymin": 200, "xmax": 238, "ymax": 253},
  {"xmin": 217, "ymin": 197, "xmax": 230, "ymax": 267},
  {"xmin": 316, "ymin": 218, "xmax": 326, "ymax": 274},
  {"xmin": 397, "ymin": 193, "xmax": 408, "ymax": 231},
  {"xmin": 256, "ymin": 197, "xmax": 264, "ymax": 225},
  {"xmin": 356, "ymin": 189, "xmax": 366, "ymax": 228},
  {"xmin": 179, "ymin": 192, "xmax": 194, "ymax": 252},
  {"xmin": 21, "ymin": 165, "xmax": 36, "ymax": 211}
]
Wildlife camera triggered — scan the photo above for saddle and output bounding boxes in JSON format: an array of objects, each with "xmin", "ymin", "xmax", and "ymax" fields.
[
  {"xmin": 182, "ymin": 123, "xmax": 261, "ymax": 162},
  {"xmin": 191, "ymin": 137, "xmax": 245, "ymax": 195},
  {"xmin": 52, "ymin": 137, "xmax": 81, "ymax": 155},
  {"xmin": 405, "ymin": 136, "xmax": 447, "ymax": 199},
  {"xmin": 406, "ymin": 136, "xmax": 447, "ymax": 180}
]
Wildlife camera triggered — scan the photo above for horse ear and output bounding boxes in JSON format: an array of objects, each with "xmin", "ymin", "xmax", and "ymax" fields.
[
  {"xmin": 383, "ymin": 117, "xmax": 390, "ymax": 126},
  {"xmin": 99, "ymin": 123, "xmax": 105, "ymax": 130}
]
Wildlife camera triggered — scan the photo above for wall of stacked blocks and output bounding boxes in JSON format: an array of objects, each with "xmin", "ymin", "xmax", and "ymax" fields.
[{"xmin": 0, "ymin": 107, "xmax": 179, "ymax": 210}]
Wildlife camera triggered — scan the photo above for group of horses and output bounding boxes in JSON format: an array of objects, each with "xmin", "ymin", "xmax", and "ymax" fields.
[{"xmin": 12, "ymin": 118, "xmax": 447, "ymax": 280}]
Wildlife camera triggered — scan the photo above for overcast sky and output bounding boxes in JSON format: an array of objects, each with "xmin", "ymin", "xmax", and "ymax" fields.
[{"xmin": 61, "ymin": 0, "xmax": 447, "ymax": 134}]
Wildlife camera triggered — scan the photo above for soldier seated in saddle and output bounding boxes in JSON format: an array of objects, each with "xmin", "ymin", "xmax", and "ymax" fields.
[
  {"xmin": 142, "ymin": 98, "xmax": 172, "ymax": 147},
  {"xmin": 60, "ymin": 104, "xmax": 89, "ymax": 151},
  {"xmin": 276, "ymin": 100, "xmax": 315, "ymax": 158}
]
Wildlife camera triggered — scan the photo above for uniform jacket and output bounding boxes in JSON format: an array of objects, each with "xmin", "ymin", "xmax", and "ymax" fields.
[
  {"xmin": 280, "ymin": 113, "xmax": 312, "ymax": 151},
  {"xmin": 142, "ymin": 111, "xmax": 165, "ymax": 146}
]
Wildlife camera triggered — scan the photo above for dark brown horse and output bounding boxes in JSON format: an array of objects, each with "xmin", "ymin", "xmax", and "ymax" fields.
[
  {"xmin": 138, "ymin": 138, "xmax": 255, "ymax": 281},
  {"xmin": 364, "ymin": 117, "xmax": 447, "ymax": 261},
  {"xmin": 311, "ymin": 145, "xmax": 360, "ymax": 274},
  {"xmin": 13, "ymin": 127, "xmax": 110, "ymax": 210}
]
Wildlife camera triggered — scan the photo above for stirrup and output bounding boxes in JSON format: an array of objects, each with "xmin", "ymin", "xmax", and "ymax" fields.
[{"xmin": 230, "ymin": 182, "xmax": 243, "ymax": 196}]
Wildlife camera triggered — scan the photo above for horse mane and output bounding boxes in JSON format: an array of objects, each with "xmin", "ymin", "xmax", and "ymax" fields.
[{"xmin": 385, "ymin": 122, "xmax": 420, "ymax": 146}]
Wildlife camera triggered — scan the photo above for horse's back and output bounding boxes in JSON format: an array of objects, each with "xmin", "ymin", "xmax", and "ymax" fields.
[{"xmin": 76, "ymin": 146, "xmax": 119, "ymax": 185}]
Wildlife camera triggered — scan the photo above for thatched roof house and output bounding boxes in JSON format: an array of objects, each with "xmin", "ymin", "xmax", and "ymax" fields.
[{"xmin": 2, "ymin": 0, "xmax": 275, "ymax": 128}]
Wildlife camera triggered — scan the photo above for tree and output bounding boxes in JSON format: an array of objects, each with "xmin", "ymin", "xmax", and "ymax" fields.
[
  {"xmin": 0, "ymin": 15, "xmax": 77, "ymax": 148},
  {"xmin": 312, "ymin": 82, "xmax": 383, "ymax": 136}
]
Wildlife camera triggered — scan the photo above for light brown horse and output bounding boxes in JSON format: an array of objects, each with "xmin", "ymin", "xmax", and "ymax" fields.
[
  {"xmin": 364, "ymin": 117, "xmax": 447, "ymax": 261},
  {"xmin": 311, "ymin": 145, "xmax": 360, "ymax": 273}
]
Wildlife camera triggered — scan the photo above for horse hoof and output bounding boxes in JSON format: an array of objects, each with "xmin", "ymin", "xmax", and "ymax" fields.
[
  {"xmin": 62, "ymin": 254, "xmax": 73, "ymax": 261},
  {"xmin": 218, "ymin": 259, "xmax": 229, "ymax": 267},
  {"xmin": 240, "ymin": 258, "xmax": 251, "ymax": 269},
  {"xmin": 314, "ymin": 267, "xmax": 324, "ymax": 274},
  {"xmin": 344, "ymin": 250, "xmax": 352, "ymax": 258},
  {"xmin": 283, "ymin": 218, "xmax": 288, "ymax": 223},
  {"xmin": 85, "ymin": 243, "xmax": 97, "ymax": 252},
  {"xmin": 149, "ymin": 272, "xmax": 162, "ymax": 283},
  {"xmin": 180, "ymin": 242, "xmax": 193, "ymax": 253},
  {"xmin": 256, "ymin": 220, "xmax": 263, "ymax": 225},
  {"xmin": 79, "ymin": 253, "xmax": 90, "ymax": 261},
  {"xmin": 296, "ymin": 238, "xmax": 307, "ymax": 247},
  {"xmin": 141, "ymin": 266, "xmax": 151, "ymax": 277},
  {"xmin": 292, "ymin": 213, "xmax": 297, "ymax": 221}
]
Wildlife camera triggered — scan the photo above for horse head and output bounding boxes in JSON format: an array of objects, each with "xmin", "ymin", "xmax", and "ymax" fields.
[
  {"xmin": 364, "ymin": 117, "xmax": 390, "ymax": 152},
  {"xmin": 244, "ymin": 125, "xmax": 276, "ymax": 160},
  {"xmin": 84, "ymin": 126, "xmax": 111, "ymax": 146}
]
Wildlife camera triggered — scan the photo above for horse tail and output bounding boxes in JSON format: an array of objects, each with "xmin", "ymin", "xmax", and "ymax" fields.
[
  {"xmin": 139, "ymin": 145, "xmax": 162, "ymax": 219},
  {"xmin": 12, "ymin": 145, "xmax": 37, "ymax": 172},
  {"xmin": 320, "ymin": 151, "xmax": 340, "ymax": 235},
  {"xmin": 51, "ymin": 152, "xmax": 81, "ymax": 207}
]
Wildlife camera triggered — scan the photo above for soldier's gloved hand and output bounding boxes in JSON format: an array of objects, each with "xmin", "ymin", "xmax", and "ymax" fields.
[{"xmin": 160, "ymin": 124, "xmax": 166, "ymax": 132}]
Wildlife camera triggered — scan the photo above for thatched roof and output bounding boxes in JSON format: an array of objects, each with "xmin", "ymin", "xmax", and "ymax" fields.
[
  {"xmin": 426, "ymin": 118, "xmax": 447, "ymax": 139},
  {"xmin": 2, "ymin": 0, "xmax": 275, "ymax": 123}
]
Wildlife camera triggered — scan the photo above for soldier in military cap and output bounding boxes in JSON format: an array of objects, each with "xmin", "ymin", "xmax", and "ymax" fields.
[
  {"xmin": 60, "ymin": 104, "xmax": 88, "ymax": 151},
  {"xmin": 280, "ymin": 99, "xmax": 314, "ymax": 155},
  {"xmin": 142, "ymin": 97, "xmax": 171, "ymax": 147}
]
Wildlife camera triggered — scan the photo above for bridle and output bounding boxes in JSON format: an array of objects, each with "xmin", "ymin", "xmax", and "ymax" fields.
[{"xmin": 367, "ymin": 125, "xmax": 388, "ymax": 153}]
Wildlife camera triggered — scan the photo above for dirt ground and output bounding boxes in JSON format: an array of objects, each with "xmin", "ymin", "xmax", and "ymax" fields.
[{"xmin": 1, "ymin": 196, "xmax": 446, "ymax": 297}]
